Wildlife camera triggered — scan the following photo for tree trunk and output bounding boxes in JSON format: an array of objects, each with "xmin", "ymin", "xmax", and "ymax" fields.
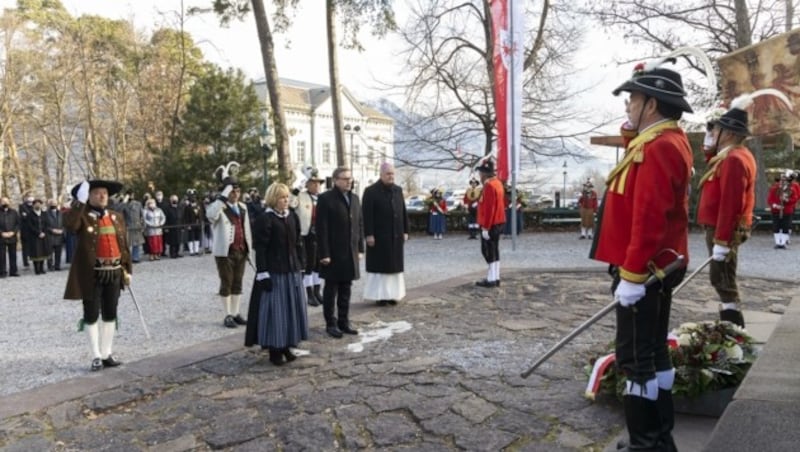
[
  {"xmin": 252, "ymin": 0, "xmax": 291, "ymax": 181},
  {"xmin": 326, "ymin": 0, "xmax": 347, "ymax": 167},
  {"xmin": 786, "ymin": 0, "xmax": 794, "ymax": 32},
  {"xmin": 40, "ymin": 136, "xmax": 53, "ymax": 200},
  {"xmin": 733, "ymin": 0, "xmax": 753, "ymax": 47}
]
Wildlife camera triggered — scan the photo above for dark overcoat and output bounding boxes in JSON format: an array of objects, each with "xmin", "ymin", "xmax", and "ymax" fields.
[
  {"xmin": 21, "ymin": 211, "xmax": 49, "ymax": 259},
  {"xmin": 315, "ymin": 188, "xmax": 364, "ymax": 282},
  {"xmin": 63, "ymin": 202, "xmax": 131, "ymax": 300},
  {"xmin": 45, "ymin": 208, "xmax": 65, "ymax": 247},
  {"xmin": 362, "ymin": 181, "xmax": 408, "ymax": 273}
]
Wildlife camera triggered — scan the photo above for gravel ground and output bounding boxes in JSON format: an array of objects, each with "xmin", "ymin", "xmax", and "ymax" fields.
[{"xmin": 0, "ymin": 230, "xmax": 796, "ymax": 396}]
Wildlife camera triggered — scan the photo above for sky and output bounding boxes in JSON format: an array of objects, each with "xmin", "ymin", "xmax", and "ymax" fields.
[{"xmin": 0, "ymin": 0, "xmax": 641, "ymax": 192}]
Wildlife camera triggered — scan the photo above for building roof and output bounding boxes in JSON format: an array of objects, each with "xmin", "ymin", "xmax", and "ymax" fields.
[{"xmin": 254, "ymin": 77, "xmax": 393, "ymax": 122}]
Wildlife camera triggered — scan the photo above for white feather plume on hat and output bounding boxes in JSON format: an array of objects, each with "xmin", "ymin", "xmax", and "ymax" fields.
[
  {"xmin": 729, "ymin": 88, "xmax": 793, "ymax": 112},
  {"xmin": 643, "ymin": 46, "xmax": 717, "ymax": 96}
]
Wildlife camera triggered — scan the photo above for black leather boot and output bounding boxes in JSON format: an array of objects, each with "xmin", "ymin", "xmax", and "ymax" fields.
[
  {"xmin": 657, "ymin": 389, "xmax": 677, "ymax": 452},
  {"xmin": 282, "ymin": 348, "xmax": 297, "ymax": 362},
  {"xmin": 720, "ymin": 309, "xmax": 745, "ymax": 328},
  {"xmin": 618, "ymin": 396, "xmax": 663, "ymax": 451},
  {"xmin": 306, "ymin": 287, "xmax": 320, "ymax": 306}
]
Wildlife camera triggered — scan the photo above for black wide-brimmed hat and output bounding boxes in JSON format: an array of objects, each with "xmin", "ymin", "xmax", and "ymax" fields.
[
  {"xmin": 613, "ymin": 63, "xmax": 693, "ymax": 113},
  {"xmin": 710, "ymin": 89, "xmax": 793, "ymax": 137},
  {"xmin": 71, "ymin": 180, "xmax": 124, "ymax": 198},
  {"xmin": 713, "ymin": 108, "xmax": 750, "ymax": 136},
  {"xmin": 475, "ymin": 158, "xmax": 495, "ymax": 174}
]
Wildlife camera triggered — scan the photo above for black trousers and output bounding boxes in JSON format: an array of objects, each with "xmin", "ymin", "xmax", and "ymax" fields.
[
  {"xmin": 613, "ymin": 268, "xmax": 685, "ymax": 384},
  {"xmin": 83, "ymin": 269, "xmax": 122, "ymax": 323},
  {"xmin": 0, "ymin": 240, "xmax": 18, "ymax": 275},
  {"xmin": 48, "ymin": 244, "xmax": 63, "ymax": 270},
  {"xmin": 772, "ymin": 212, "xmax": 791, "ymax": 233},
  {"xmin": 322, "ymin": 280, "xmax": 352, "ymax": 327},
  {"xmin": 302, "ymin": 233, "xmax": 318, "ymax": 274},
  {"xmin": 480, "ymin": 224, "xmax": 503, "ymax": 264}
]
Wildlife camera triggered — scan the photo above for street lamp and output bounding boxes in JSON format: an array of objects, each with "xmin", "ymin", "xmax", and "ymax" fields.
[
  {"xmin": 562, "ymin": 160, "xmax": 567, "ymax": 207},
  {"xmin": 343, "ymin": 124, "xmax": 361, "ymax": 189},
  {"xmin": 259, "ymin": 119, "xmax": 272, "ymax": 193}
]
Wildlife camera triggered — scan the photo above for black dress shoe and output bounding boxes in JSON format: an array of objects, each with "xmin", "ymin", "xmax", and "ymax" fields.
[
  {"xmin": 338, "ymin": 324, "xmax": 359, "ymax": 335},
  {"xmin": 376, "ymin": 300, "xmax": 388, "ymax": 307},
  {"xmin": 9, "ymin": 273, "xmax": 20, "ymax": 277},
  {"xmin": 233, "ymin": 314, "xmax": 247, "ymax": 325},
  {"xmin": 268, "ymin": 349, "xmax": 285, "ymax": 366},
  {"xmin": 326, "ymin": 326, "xmax": 343, "ymax": 338},
  {"xmin": 386, "ymin": 299, "xmax": 398, "ymax": 306},
  {"xmin": 91, "ymin": 358, "xmax": 103, "ymax": 371},
  {"xmin": 475, "ymin": 279, "xmax": 499, "ymax": 288},
  {"xmin": 307, "ymin": 297, "xmax": 320, "ymax": 307},
  {"xmin": 102, "ymin": 355, "xmax": 122, "ymax": 367},
  {"xmin": 223, "ymin": 315, "xmax": 237, "ymax": 328}
]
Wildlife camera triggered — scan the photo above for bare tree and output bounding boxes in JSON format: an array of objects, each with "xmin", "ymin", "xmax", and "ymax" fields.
[
  {"xmin": 392, "ymin": 0, "xmax": 600, "ymax": 172},
  {"xmin": 326, "ymin": 0, "xmax": 347, "ymax": 166}
]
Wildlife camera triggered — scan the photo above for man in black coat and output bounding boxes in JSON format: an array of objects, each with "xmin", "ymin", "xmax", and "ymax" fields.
[
  {"xmin": 0, "ymin": 196, "xmax": 21, "ymax": 277},
  {"xmin": 362, "ymin": 163, "xmax": 409, "ymax": 306},
  {"xmin": 164, "ymin": 194, "xmax": 183, "ymax": 258},
  {"xmin": 18, "ymin": 194, "xmax": 34, "ymax": 268},
  {"xmin": 316, "ymin": 167, "xmax": 365, "ymax": 338},
  {"xmin": 45, "ymin": 199, "xmax": 66, "ymax": 271}
]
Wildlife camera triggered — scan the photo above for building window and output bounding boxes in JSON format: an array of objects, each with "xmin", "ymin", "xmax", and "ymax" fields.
[
  {"xmin": 297, "ymin": 141, "xmax": 306, "ymax": 163},
  {"xmin": 322, "ymin": 143, "xmax": 331, "ymax": 164}
]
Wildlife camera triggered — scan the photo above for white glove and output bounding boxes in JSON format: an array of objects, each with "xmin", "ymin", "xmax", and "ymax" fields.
[
  {"xmin": 256, "ymin": 272, "xmax": 270, "ymax": 281},
  {"xmin": 123, "ymin": 194, "xmax": 130, "ymax": 203},
  {"xmin": 221, "ymin": 185, "xmax": 233, "ymax": 198},
  {"xmin": 712, "ymin": 244, "xmax": 730, "ymax": 262},
  {"xmin": 615, "ymin": 279, "xmax": 646, "ymax": 307},
  {"xmin": 76, "ymin": 180, "xmax": 90, "ymax": 203},
  {"xmin": 481, "ymin": 229, "xmax": 490, "ymax": 240}
]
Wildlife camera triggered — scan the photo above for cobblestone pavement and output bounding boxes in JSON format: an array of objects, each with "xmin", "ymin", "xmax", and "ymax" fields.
[{"xmin": 0, "ymin": 266, "xmax": 794, "ymax": 451}]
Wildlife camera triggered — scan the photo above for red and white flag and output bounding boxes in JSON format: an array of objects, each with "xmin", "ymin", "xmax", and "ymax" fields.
[{"xmin": 491, "ymin": 0, "xmax": 524, "ymax": 182}]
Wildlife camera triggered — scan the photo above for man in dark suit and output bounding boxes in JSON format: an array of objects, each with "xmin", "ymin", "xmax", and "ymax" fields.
[
  {"xmin": 315, "ymin": 167, "xmax": 365, "ymax": 338},
  {"xmin": 0, "ymin": 196, "xmax": 21, "ymax": 277}
]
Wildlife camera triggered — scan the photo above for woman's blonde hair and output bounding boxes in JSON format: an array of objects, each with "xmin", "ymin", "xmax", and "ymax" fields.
[{"xmin": 264, "ymin": 183, "xmax": 290, "ymax": 208}]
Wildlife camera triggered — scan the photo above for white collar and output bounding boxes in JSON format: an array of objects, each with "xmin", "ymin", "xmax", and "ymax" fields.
[{"xmin": 266, "ymin": 207, "xmax": 289, "ymax": 218}]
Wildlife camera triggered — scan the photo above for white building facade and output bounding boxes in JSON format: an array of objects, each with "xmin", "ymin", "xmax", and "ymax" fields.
[{"xmin": 254, "ymin": 78, "xmax": 395, "ymax": 196}]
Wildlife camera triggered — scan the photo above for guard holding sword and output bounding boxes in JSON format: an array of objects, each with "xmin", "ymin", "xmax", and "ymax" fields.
[
  {"xmin": 589, "ymin": 55, "xmax": 695, "ymax": 451},
  {"xmin": 64, "ymin": 179, "xmax": 132, "ymax": 372}
]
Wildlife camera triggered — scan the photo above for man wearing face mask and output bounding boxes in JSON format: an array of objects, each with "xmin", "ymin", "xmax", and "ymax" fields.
[
  {"xmin": 697, "ymin": 90, "xmax": 791, "ymax": 328},
  {"xmin": 590, "ymin": 58, "xmax": 694, "ymax": 451},
  {"xmin": 164, "ymin": 194, "xmax": 183, "ymax": 259},
  {"xmin": 18, "ymin": 194, "xmax": 34, "ymax": 268},
  {"xmin": 22, "ymin": 199, "xmax": 50, "ymax": 275},
  {"xmin": 45, "ymin": 199, "xmax": 65, "ymax": 271},
  {"xmin": 0, "ymin": 197, "xmax": 21, "ymax": 277},
  {"xmin": 64, "ymin": 179, "xmax": 131, "ymax": 371}
]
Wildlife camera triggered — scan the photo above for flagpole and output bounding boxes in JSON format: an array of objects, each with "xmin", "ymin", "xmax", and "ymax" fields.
[{"xmin": 509, "ymin": 0, "xmax": 518, "ymax": 251}]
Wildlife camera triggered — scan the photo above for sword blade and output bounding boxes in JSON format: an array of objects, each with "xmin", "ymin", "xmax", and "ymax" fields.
[{"xmin": 127, "ymin": 284, "xmax": 152, "ymax": 339}]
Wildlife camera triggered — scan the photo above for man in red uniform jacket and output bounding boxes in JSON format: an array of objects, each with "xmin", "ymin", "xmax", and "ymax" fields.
[
  {"xmin": 590, "ymin": 61, "xmax": 694, "ymax": 451},
  {"xmin": 697, "ymin": 98, "xmax": 760, "ymax": 329},
  {"xmin": 767, "ymin": 171, "xmax": 800, "ymax": 249},
  {"xmin": 475, "ymin": 158, "xmax": 505, "ymax": 287}
]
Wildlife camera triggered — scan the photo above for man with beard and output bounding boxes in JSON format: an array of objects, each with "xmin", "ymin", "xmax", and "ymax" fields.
[
  {"xmin": 64, "ymin": 180, "xmax": 131, "ymax": 371},
  {"xmin": 362, "ymin": 163, "xmax": 409, "ymax": 307}
]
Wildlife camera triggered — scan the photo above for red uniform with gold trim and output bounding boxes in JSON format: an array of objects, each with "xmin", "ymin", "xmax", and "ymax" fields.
[
  {"xmin": 767, "ymin": 181, "xmax": 800, "ymax": 216},
  {"xmin": 477, "ymin": 177, "xmax": 506, "ymax": 229},
  {"xmin": 697, "ymin": 146, "xmax": 756, "ymax": 246},
  {"xmin": 591, "ymin": 121, "xmax": 693, "ymax": 283}
]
